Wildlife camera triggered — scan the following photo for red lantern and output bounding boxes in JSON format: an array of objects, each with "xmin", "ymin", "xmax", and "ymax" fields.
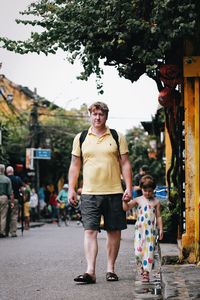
[
  {"xmin": 159, "ymin": 65, "xmax": 182, "ymax": 88},
  {"xmin": 158, "ymin": 87, "xmax": 173, "ymax": 107}
]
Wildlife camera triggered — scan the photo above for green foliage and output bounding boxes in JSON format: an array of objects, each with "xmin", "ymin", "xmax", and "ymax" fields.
[
  {"xmin": 0, "ymin": 0, "xmax": 198, "ymax": 83},
  {"xmin": 160, "ymin": 196, "xmax": 180, "ymax": 242},
  {"xmin": 0, "ymin": 116, "xmax": 29, "ymax": 165},
  {"xmin": 126, "ymin": 126, "xmax": 165, "ymax": 185},
  {"xmin": 39, "ymin": 105, "xmax": 90, "ymax": 183},
  {"xmin": 0, "ymin": 102, "xmax": 90, "ymax": 185},
  {"xmin": 0, "ymin": 124, "xmax": 10, "ymax": 164}
]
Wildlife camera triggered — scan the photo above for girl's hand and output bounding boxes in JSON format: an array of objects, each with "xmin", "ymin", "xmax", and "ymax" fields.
[
  {"xmin": 123, "ymin": 198, "xmax": 130, "ymax": 203},
  {"xmin": 122, "ymin": 188, "xmax": 132, "ymax": 201}
]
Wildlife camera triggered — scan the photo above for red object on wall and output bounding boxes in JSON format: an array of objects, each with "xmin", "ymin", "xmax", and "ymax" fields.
[
  {"xmin": 158, "ymin": 87, "xmax": 181, "ymax": 108},
  {"xmin": 15, "ymin": 164, "xmax": 23, "ymax": 173},
  {"xmin": 158, "ymin": 87, "xmax": 173, "ymax": 107},
  {"xmin": 159, "ymin": 64, "xmax": 182, "ymax": 88}
]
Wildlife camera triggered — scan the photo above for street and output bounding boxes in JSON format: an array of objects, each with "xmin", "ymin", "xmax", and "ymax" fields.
[{"xmin": 0, "ymin": 222, "xmax": 162, "ymax": 300}]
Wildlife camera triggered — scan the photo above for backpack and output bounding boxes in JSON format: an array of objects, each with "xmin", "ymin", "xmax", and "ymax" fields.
[{"xmin": 79, "ymin": 129, "xmax": 120, "ymax": 157}]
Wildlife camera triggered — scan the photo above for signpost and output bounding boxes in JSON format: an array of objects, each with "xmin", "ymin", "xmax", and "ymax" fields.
[
  {"xmin": 34, "ymin": 149, "xmax": 51, "ymax": 160},
  {"xmin": 26, "ymin": 148, "xmax": 51, "ymax": 170},
  {"xmin": 26, "ymin": 148, "xmax": 34, "ymax": 170}
]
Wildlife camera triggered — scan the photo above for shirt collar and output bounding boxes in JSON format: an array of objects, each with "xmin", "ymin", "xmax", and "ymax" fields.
[{"xmin": 88, "ymin": 126, "xmax": 111, "ymax": 136}]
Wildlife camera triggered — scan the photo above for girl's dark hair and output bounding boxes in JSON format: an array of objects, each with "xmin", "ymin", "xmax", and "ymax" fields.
[{"xmin": 139, "ymin": 175, "xmax": 156, "ymax": 190}]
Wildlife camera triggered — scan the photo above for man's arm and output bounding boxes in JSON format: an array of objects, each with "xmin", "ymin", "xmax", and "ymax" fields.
[
  {"xmin": 120, "ymin": 153, "xmax": 133, "ymax": 201},
  {"xmin": 68, "ymin": 155, "xmax": 81, "ymax": 206},
  {"xmin": 7, "ymin": 179, "xmax": 14, "ymax": 208}
]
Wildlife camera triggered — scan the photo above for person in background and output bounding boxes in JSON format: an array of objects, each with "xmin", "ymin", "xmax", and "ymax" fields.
[
  {"xmin": 68, "ymin": 101, "xmax": 132, "ymax": 284},
  {"xmin": 6, "ymin": 166, "xmax": 24, "ymax": 237},
  {"xmin": 133, "ymin": 165, "xmax": 149, "ymax": 197},
  {"xmin": 30, "ymin": 187, "xmax": 38, "ymax": 222},
  {"xmin": 38, "ymin": 184, "xmax": 46, "ymax": 215},
  {"xmin": 49, "ymin": 190, "xmax": 58, "ymax": 223},
  {"xmin": 0, "ymin": 164, "xmax": 13, "ymax": 238},
  {"xmin": 123, "ymin": 175, "xmax": 163, "ymax": 283},
  {"xmin": 57, "ymin": 183, "xmax": 69, "ymax": 226},
  {"xmin": 23, "ymin": 180, "xmax": 31, "ymax": 230}
]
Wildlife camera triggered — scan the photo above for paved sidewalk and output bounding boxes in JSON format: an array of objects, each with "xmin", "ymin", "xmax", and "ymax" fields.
[
  {"xmin": 17, "ymin": 220, "xmax": 200, "ymax": 299},
  {"xmin": 160, "ymin": 243, "xmax": 200, "ymax": 300}
]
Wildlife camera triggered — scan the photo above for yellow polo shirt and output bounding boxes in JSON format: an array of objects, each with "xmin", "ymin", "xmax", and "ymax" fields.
[{"xmin": 71, "ymin": 127, "xmax": 128, "ymax": 194}]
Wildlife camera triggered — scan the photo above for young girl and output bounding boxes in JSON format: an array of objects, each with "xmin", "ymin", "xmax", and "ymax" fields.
[{"xmin": 123, "ymin": 175, "xmax": 163, "ymax": 283}]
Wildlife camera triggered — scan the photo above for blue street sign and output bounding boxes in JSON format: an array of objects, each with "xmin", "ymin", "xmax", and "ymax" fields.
[{"xmin": 34, "ymin": 149, "xmax": 51, "ymax": 159}]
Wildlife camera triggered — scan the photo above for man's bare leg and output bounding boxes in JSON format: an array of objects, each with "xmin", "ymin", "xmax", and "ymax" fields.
[
  {"xmin": 106, "ymin": 230, "xmax": 121, "ymax": 273},
  {"xmin": 84, "ymin": 229, "xmax": 98, "ymax": 279}
]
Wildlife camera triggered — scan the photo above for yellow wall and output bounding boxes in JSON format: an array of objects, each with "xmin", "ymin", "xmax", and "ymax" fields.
[
  {"xmin": 165, "ymin": 126, "xmax": 172, "ymax": 185},
  {"xmin": 0, "ymin": 75, "xmax": 32, "ymax": 116},
  {"xmin": 182, "ymin": 57, "xmax": 200, "ymax": 261}
]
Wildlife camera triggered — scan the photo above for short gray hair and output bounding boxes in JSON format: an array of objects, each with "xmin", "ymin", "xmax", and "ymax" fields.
[{"xmin": 0, "ymin": 164, "xmax": 5, "ymax": 174}]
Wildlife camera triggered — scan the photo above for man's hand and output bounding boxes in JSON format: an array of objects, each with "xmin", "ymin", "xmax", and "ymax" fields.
[
  {"xmin": 122, "ymin": 188, "xmax": 132, "ymax": 202},
  {"xmin": 68, "ymin": 189, "xmax": 78, "ymax": 207}
]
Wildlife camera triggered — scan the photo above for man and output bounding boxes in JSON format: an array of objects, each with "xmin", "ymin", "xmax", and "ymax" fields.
[
  {"xmin": 133, "ymin": 165, "xmax": 149, "ymax": 197},
  {"xmin": 6, "ymin": 166, "xmax": 24, "ymax": 237},
  {"xmin": 68, "ymin": 101, "xmax": 132, "ymax": 284},
  {"xmin": 0, "ymin": 164, "xmax": 13, "ymax": 238}
]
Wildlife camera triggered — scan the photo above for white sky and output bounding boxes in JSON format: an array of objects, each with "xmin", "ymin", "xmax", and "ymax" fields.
[{"xmin": 0, "ymin": 0, "xmax": 159, "ymax": 133}]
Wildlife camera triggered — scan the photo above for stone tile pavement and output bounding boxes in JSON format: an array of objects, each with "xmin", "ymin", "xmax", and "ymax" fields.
[{"xmin": 160, "ymin": 243, "xmax": 200, "ymax": 300}]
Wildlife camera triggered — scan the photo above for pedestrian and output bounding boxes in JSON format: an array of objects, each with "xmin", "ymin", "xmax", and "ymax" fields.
[
  {"xmin": 6, "ymin": 166, "xmax": 24, "ymax": 237},
  {"xmin": 123, "ymin": 175, "xmax": 163, "ymax": 283},
  {"xmin": 133, "ymin": 165, "xmax": 149, "ymax": 197},
  {"xmin": 0, "ymin": 164, "xmax": 13, "ymax": 238},
  {"xmin": 30, "ymin": 187, "xmax": 38, "ymax": 222},
  {"xmin": 23, "ymin": 180, "xmax": 31, "ymax": 230},
  {"xmin": 57, "ymin": 183, "xmax": 69, "ymax": 226},
  {"xmin": 68, "ymin": 101, "xmax": 132, "ymax": 284},
  {"xmin": 38, "ymin": 184, "xmax": 46, "ymax": 215},
  {"xmin": 49, "ymin": 190, "xmax": 58, "ymax": 223}
]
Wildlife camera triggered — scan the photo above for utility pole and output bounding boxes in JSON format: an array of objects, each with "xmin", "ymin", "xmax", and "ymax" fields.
[{"xmin": 29, "ymin": 88, "xmax": 40, "ymax": 195}]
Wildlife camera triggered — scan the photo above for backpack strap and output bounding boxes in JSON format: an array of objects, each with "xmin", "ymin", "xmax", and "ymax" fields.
[
  {"xmin": 79, "ymin": 128, "xmax": 120, "ymax": 157},
  {"xmin": 79, "ymin": 129, "xmax": 88, "ymax": 157},
  {"xmin": 110, "ymin": 129, "xmax": 120, "ymax": 156}
]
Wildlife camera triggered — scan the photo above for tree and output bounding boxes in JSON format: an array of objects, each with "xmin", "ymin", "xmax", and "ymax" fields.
[
  {"xmin": 126, "ymin": 126, "xmax": 165, "ymax": 185},
  {"xmin": 0, "ymin": 99, "xmax": 90, "ymax": 185},
  {"xmin": 0, "ymin": 0, "xmax": 198, "ymax": 85},
  {"xmin": 0, "ymin": 123, "xmax": 10, "ymax": 165},
  {"xmin": 38, "ymin": 104, "xmax": 90, "ymax": 184},
  {"xmin": 1, "ymin": 0, "xmax": 197, "ymax": 196}
]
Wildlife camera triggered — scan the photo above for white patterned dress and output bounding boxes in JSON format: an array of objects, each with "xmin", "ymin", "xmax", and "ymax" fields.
[{"xmin": 134, "ymin": 196, "xmax": 157, "ymax": 272}]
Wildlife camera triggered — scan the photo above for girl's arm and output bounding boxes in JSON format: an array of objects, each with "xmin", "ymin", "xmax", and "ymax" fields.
[
  {"xmin": 123, "ymin": 198, "xmax": 137, "ymax": 211},
  {"xmin": 156, "ymin": 201, "xmax": 164, "ymax": 240}
]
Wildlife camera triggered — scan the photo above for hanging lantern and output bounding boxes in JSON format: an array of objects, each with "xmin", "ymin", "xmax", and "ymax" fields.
[
  {"xmin": 158, "ymin": 87, "xmax": 181, "ymax": 108},
  {"xmin": 159, "ymin": 64, "xmax": 182, "ymax": 88},
  {"xmin": 158, "ymin": 87, "xmax": 173, "ymax": 107}
]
